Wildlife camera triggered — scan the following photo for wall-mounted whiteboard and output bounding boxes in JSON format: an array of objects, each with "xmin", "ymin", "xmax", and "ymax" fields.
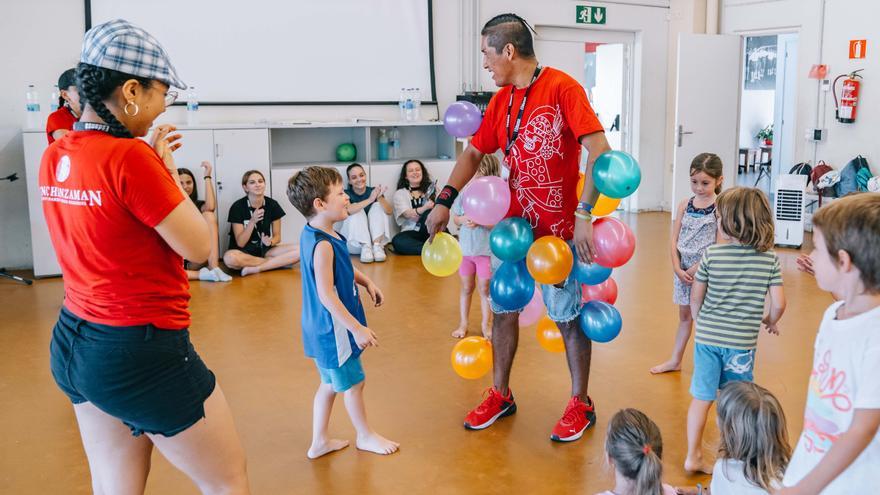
[{"xmin": 88, "ymin": 0, "xmax": 435, "ymax": 104}]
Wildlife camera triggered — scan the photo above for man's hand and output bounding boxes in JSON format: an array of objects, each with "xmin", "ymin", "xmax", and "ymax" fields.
[
  {"xmin": 573, "ymin": 219, "xmax": 597, "ymax": 263},
  {"xmin": 425, "ymin": 206, "xmax": 450, "ymax": 241}
]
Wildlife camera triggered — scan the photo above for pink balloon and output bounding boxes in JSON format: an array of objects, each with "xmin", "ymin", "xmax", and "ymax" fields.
[
  {"xmin": 592, "ymin": 217, "xmax": 635, "ymax": 268},
  {"xmin": 518, "ymin": 286, "xmax": 544, "ymax": 326},
  {"xmin": 581, "ymin": 277, "xmax": 618, "ymax": 305},
  {"xmin": 462, "ymin": 176, "xmax": 511, "ymax": 226}
]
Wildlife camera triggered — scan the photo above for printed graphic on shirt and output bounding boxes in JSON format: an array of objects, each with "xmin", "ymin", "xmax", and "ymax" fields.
[
  {"xmin": 508, "ymin": 104, "xmax": 569, "ymax": 237},
  {"xmin": 40, "ymin": 155, "xmax": 103, "ymax": 207},
  {"xmin": 801, "ymin": 349, "xmax": 851, "ymax": 454}
]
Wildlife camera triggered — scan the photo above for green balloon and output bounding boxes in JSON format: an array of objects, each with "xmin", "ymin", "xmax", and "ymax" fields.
[
  {"xmin": 593, "ymin": 151, "xmax": 641, "ymax": 199},
  {"xmin": 336, "ymin": 143, "xmax": 357, "ymax": 162}
]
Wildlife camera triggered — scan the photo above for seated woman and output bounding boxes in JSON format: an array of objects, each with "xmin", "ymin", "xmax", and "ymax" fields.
[
  {"xmin": 391, "ymin": 159, "xmax": 436, "ymax": 255},
  {"xmin": 177, "ymin": 162, "xmax": 232, "ymax": 282},
  {"xmin": 340, "ymin": 163, "xmax": 393, "ymax": 263},
  {"xmin": 45, "ymin": 68, "xmax": 81, "ymax": 144},
  {"xmin": 223, "ymin": 169, "xmax": 300, "ymax": 276}
]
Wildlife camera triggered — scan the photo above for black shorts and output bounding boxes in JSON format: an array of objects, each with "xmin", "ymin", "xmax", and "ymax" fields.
[{"xmin": 50, "ymin": 307, "xmax": 216, "ymax": 437}]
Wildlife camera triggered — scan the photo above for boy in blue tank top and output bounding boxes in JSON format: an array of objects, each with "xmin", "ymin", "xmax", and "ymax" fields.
[{"xmin": 287, "ymin": 166, "xmax": 399, "ymax": 458}]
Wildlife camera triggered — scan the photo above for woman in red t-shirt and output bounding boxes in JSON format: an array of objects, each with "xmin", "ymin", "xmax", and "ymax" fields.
[
  {"xmin": 41, "ymin": 20, "xmax": 250, "ymax": 493},
  {"xmin": 45, "ymin": 68, "xmax": 81, "ymax": 144}
]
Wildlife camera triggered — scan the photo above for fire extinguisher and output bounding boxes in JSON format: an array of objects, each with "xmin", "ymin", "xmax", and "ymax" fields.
[{"xmin": 833, "ymin": 69, "xmax": 863, "ymax": 124}]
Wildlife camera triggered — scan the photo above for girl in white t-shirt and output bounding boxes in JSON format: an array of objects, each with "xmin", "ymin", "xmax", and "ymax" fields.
[
  {"xmin": 595, "ymin": 409, "xmax": 677, "ymax": 495},
  {"xmin": 781, "ymin": 194, "xmax": 880, "ymax": 495},
  {"xmin": 712, "ymin": 381, "xmax": 791, "ymax": 495}
]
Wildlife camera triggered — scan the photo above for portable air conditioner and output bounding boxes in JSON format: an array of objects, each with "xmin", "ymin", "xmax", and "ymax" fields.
[{"xmin": 774, "ymin": 174, "xmax": 808, "ymax": 248}]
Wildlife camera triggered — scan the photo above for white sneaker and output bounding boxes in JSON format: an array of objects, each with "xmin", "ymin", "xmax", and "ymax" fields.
[
  {"xmin": 198, "ymin": 267, "xmax": 219, "ymax": 282},
  {"xmin": 372, "ymin": 243, "xmax": 387, "ymax": 262},
  {"xmin": 212, "ymin": 267, "xmax": 233, "ymax": 282},
  {"xmin": 360, "ymin": 245, "xmax": 374, "ymax": 263}
]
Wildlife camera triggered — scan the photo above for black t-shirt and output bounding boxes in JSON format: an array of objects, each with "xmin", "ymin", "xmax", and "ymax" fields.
[
  {"xmin": 227, "ymin": 196, "xmax": 286, "ymax": 256},
  {"xmin": 345, "ymin": 185, "xmax": 374, "ymax": 214}
]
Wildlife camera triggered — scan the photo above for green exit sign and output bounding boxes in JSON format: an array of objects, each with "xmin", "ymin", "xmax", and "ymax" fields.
[{"xmin": 576, "ymin": 5, "xmax": 607, "ymax": 25}]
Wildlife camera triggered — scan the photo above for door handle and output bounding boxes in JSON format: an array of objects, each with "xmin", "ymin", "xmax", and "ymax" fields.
[{"xmin": 677, "ymin": 125, "xmax": 694, "ymax": 147}]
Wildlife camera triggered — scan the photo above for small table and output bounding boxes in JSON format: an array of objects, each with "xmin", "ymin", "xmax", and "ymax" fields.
[{"xmin": 754, "ymin": 146, "xmax": 772, "ymax": 186}]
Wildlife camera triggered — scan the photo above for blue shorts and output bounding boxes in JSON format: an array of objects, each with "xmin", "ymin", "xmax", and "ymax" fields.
[
  {"xmin": 690, "ymin": 343, "xmax": 755, "ymax": 401},
  {"xmin": 489, "ymin": 251, "xmax": 581, "ymax": 323},
  {"xmin": 316, "ymin": 356, "xmax": 365, "ymax": 393}
]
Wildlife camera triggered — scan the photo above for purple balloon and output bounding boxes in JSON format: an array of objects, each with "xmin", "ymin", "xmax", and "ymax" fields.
[
  {"xmin": 444, "ymin": 101, "xmax": 482, "ymax": 138},
  {"xmin": 461, "ymin": 176, "xmax": 511, "ymax": 226}
]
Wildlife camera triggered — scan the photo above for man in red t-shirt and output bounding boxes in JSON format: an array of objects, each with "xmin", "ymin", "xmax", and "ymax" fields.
[{"xmin": 427, "ymin": 13, "xmax": 611, "ymax": 442}]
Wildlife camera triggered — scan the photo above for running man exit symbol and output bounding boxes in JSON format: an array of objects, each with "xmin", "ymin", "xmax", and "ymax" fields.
[{"xmin": 576, "ymin": 6, "xmax": 607, "ymax": 25}]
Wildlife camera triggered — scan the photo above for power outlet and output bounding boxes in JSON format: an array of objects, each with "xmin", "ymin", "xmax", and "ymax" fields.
[{"xmin": 806, "ymin": 128, "xmax": 826, "ymax": 141}]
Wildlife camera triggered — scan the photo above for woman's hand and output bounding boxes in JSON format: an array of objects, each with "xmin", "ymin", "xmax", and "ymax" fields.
[
  {"xmin": 250, "ymin": 207, "xmax": 265, "ymax": 224},
  {"xmin": 260, "ymin": 233, "xmax": 274, "ymax": 247},
  {"xmin": 200, "ymin": 160, "xmax": 212, "ymax": 177},
  {"xmin": 423, "ymin": 200, "xmax": 435, "ymax": 210},
  {"xmin": 149, "ymin": 124, "xmax": 183, "ymax": 172},
  {"xmin": 368, "ymin": 187, "xmax": 381, "ymax": 203}
]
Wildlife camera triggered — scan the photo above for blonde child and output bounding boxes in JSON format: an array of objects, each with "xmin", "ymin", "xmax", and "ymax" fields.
[
  {"xmin": 596, "ymin": 408, "xmax": 678, "ymax": 495},
  {"xmin": 450, "ymin": 154, "xmax": 501, "ymax": 339},
  {"xmin": 652, "ymin": 153, "xmax": 723, "ymax": 374},
  {"xmin": 712, "ymin": 381, "xmax": 791, "ymax": 494},
  {"xmin": 780, "ymin": 194, "xmax": 880, "ymax": 494},
  {"xmin": 685, "ymin": 187, "xmax": 786, "ymax": 474},
  {"xmin": 287, "ymin": 166, "xmax": 399, "ymax": 459}
]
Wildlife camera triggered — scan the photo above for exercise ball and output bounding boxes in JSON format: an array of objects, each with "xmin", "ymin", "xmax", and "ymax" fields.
[{"xmin": 336, "ymin": 143, "xmax": 357, "ymax": 162}]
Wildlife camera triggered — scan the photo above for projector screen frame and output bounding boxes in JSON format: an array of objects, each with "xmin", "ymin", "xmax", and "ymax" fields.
[{"xmin": 83, "ymin": 0, "xmax": 438, "ymax": 107}]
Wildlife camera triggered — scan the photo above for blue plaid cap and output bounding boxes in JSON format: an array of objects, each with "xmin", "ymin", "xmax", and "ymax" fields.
[{"xmin": 81, "ymin": 19, "xmax": 187, "ymax": 90}]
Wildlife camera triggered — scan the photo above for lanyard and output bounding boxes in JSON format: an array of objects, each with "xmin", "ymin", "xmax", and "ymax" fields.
[{"xmin": 504, "ymin": 65, "xmax": 542, "ymax": 157}]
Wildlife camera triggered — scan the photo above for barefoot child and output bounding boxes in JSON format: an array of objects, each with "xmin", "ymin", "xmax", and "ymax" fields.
[
  {"xmin": 685, "ymin": 187, "xmax": 786, "ymax": 474},
  {"xmin": 287, "ymin": 166, "xmax": 399, "ymax": 459}
]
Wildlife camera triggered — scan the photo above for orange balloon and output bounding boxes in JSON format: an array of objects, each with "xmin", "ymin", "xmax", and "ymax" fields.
[
  {"xmin": 451, "ymin": 336, "xmax": 493, "ymax": 380},
  {"xmin": 592, "ymin": 194, "xmax": 621, "ymax": 217},
  {"xmin": 577, "ymin": 173, "xmax": 586, "ymax": 197},
  {"xmin": 536, "ymin": 315, "xmax": 564, "ymax": 353},
  {"xmin": 527, "ymin": 236, "xmax": 573, "ymax": 285}
]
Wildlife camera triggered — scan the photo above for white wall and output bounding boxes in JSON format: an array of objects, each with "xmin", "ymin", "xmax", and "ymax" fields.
[{"xmin": 739, "ymin": 90, "xmax": 774, "ymax": 148}]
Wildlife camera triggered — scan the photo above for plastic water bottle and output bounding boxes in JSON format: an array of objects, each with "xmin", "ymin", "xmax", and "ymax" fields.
[
  {"xmin": 25, "ymin": 85, "xmax": 41, "ymax": 128},
  {"xmin": 186, "ymin": 86, "xmax": 199, "ymax": 125},
  {"xmin": 413, "ymin": 87, "xmax": 422, "ymax": 121},
  {"xmin": 377, "ymin": 128, "xmax": 389, "ymax": 160},
  {"xmin": 50, "ymin": 85, "xmax": 60, "ymax": 112},
  {"xmin": 398, "ymin": 88, "xmax": 407, "ymax": 121},
  {"xmin": 404, "ymin": 88, "xmax": 415, "ymax": 121},
  {"xmin": 389, "ymin": 127, "xmax": 400, "ymax": 159}
]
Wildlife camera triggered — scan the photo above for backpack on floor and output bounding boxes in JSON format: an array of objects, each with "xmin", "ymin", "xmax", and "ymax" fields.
[
  {"xmin": 789, "ymin": 162, "xmax": 813, "ymax": 181},
  {"xmin": 839, "ymin": 155, "xmax": 870, "ymax": 195},
  {"xmin": 810, "ymin": 161, "xmax": 839, "ymax": 200}
]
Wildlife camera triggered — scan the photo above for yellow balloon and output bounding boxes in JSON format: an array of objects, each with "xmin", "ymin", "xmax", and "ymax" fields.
[
  {"xmin": 451, "ymin": 336, "xmax": 493, "ymax": 379},
  {"xmin": 592, "ymin": 194, "xmax": 621, "ymax": 217},
  {"xmin": 422, "ymin": 232, "xmax": 463, "ymax": 277},
  {"xmin": 577, "ymin": 173, "xmax": 586, "ymax": 197},
  {"xmin": 536, "ymin": 315, "xmax": 565, "ymax": 353},
  {"xmin": 527, "ymin": 236, "xmax": 573, "ymax": 285}
]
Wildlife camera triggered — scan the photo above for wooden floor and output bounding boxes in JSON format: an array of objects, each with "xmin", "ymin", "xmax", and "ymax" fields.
[{"xmin": 0, "ymin": 212, "xmax": 828, "ymax": 494}]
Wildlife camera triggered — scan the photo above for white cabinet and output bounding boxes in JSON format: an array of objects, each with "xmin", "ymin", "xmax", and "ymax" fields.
[
  {"xmin": 23, "ymin": 132, "xmax": 61, "ymax": 277},
  {"xmin": 213, "ymin": 129, "xmax": 271, "ymax": 252}
]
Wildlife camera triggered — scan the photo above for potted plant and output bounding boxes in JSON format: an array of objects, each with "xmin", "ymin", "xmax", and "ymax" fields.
[{"xmin": 756, "ymin": 124, "xmax": 773, "ymax": 146}]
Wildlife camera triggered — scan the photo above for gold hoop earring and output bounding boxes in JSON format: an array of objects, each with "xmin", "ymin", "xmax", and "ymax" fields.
[{"xmin": 123, "ymin": 101, "xmax": 140, "ymax": 117}]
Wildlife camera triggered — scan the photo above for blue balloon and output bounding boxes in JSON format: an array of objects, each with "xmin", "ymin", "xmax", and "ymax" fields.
[
  {"xmin": 490, "ymin": 260, "xmax": 535, "ymax": 311},
  {"xmin": 579, "ymin": 301, "xmax": 622, "ymax": 343},
  {"xmin": 490, "ymin": 217, "xmax": 534, "ymax": 262},
  {"xmin": 593, "ymin": 151, "xmax": 642, "ymax": 199},
  {"xmin": 570, "ymin": 245, "xmax": 613, "ymax": 285}
]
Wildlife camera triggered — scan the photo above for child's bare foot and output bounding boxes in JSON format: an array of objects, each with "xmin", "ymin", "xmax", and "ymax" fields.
[
  {"xmin": 650, "ymin": 359, "xmax": 682, "ymax": 374},
  {"xmin": 356, "ymin": 431, "xmax": 399, "ymax": 455},
  {"xmin": 241, "ymin": 266, "xmax": 260, "ymax": 277},
  {"xmin": 452, "ymin": 325, "xmax": 467, "ymax": 338},
  {"xmin": 307, "ymin": 438, "xmax": 349, "ymax": 459},
  {"xmin": 684, "ymin": 454, "xmax": 713, "ymax": 474},
  {"xmin": 481, "ymin": 325, "xmax": 492, "ymax": 339}
]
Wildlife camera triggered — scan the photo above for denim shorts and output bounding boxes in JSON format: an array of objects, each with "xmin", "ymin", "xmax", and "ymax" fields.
[
  {"xmin": 316, "ymin": 356, "xmax": 365, "ymax": 393},
  {"xmin": 690, "ymin": 343, "xmax": 755, "ymax": 401},
  {"xmin": 50, "ymin": 307, "xmax": 216, "ymax": 437},
  {"xmin": 489, "ymin": 252, "xmax": 581, "ymax": 323}
]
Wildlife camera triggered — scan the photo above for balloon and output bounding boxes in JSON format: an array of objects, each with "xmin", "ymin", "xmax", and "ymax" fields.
[
  {"xmin": 536, "ymin": 315, "xmax": 565, "ymax": 353},
  {"xmin": 421, "ymin": 232, "xmax": 462, "ymax": 277},
  {"xmin": 592, "ymin": 217, "xmax": 636, "ymax": 268},
  {"xmin": 593, "ymin": 194, "xmax": 621, "ymax": 217},
  {"xmin": 451, "ymin": 336, "xmax": 493, "ymax": 379},
  {"xmin": 593, "ymin": 151, "xmax": 642, "ymax": 199},
  {"xmin": 518, "ymin": 286, "xmax": 544, "ymax": 326},
  {"xmin": 443, "ymin": 101, "xmax": 483, "ymax": 138},
  {"xmin": 582, "ymin": 277, "xmax": 618, "ymax": 305},
  {"xmin": 491, "ymin": 260, "xmax": 535, "ymax": 311},
  {"xmin": 577, "ymin": 173, "xmax": 585, "ymax": 197},
  {"xmin": 336, "ymin": 143, "xmax": 357, "ymax": 162},
  {"xmin": 490, "ymin": 217, "xmax": 534, "ymax": 262},
  {"xmin": 579, "ymin": 301, "xmax": 622, "ymax": 343},
  {"xmin": 570, "ymin": 249, "xmax": 613, "ymax": 285},
  {"xmin": 527, "ymin": 236, "xmax": 573, "ymax": 285},
  {"xmin": 461, "ymin": 176, "xmax": 511, "ymax": 226}
]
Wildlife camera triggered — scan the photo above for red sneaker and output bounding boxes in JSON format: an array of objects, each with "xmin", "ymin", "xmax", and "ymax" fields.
[
  {"xmin": 550, "ymin": 396, "xmax": 596, "ymax": 442},
  {"xmin": 463, "ymin": 387, "xmax": 517, "ymax": 430}
]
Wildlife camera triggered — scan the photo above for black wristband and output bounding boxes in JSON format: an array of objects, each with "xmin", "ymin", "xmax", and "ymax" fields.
[{"xmin": 435, "ymin": 185, "xmax": 459, "ymax": 209}]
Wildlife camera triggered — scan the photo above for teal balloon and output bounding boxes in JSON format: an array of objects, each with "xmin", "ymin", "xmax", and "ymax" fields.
[
  {"xmin": 579, "ymin": 301, "xmax": 622, "ymax": 343},
  {"xmin": 490, "ymin": 217, "xmax": 534, "ymax": 262},
  {"xmin": 592, "ymin": 151, "xmax": 641, "ymax": 199},
  {"xmin": 490, "ymin": 260, "xmax": 535, "ymax": 311},
  {"xmin": 336, "ymin": 143, "xmax": 357, "ymax": 162}
]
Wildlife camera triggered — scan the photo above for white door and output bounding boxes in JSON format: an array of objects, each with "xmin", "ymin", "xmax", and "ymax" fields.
[
  {"xmin": 773, "ymin": 34, "xmax": 798, "ymax": 182},
  {"xmin": 214, "ymin": 129, "xmax": 271, "ymax": 252},
  {"xmin": 672, "ymin": 34, "xmax": 741, "ymax": 210}
]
